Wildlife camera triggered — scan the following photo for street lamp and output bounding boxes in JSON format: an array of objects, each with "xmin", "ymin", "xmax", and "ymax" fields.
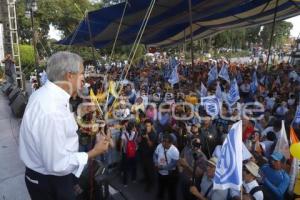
[{"xmin": 25, "ymin": 0, "xmax": 40, "ymax": 88}]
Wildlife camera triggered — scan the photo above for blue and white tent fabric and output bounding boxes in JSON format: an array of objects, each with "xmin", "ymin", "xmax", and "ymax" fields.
[
  {"xmin": 59, "ymin": 0, "xmax": 300, "ymax": 48},
  {"xmin": 227, "ymin": 79, "xmax": 240, "ymax": 106},
  {"xmin": 219, "ymin": 64, "xmax": 230, "ymax": 83},
  {"xmin": 201, "ymin": 95, "xmax": 220, "ymax": 117},
  {"xmin": 214, "ymin": 120, "xmax": 243, "ymax": 190}
]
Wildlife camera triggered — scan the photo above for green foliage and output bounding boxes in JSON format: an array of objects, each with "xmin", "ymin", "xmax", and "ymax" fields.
[
  {"xmin": 17, "ymin": 0, "xmax": 102, "ymax": 42},
  {"xmin": 213, "ymin": 28, "xmax": 246, "ymax": 50},
  {"xmin": 19, "ymin": 44, "xmax": 35, "ymax": 78},
  {"xmin": 260, "ymin": 21, "xmax": 293, "ymax": 48},
  {"xmin": 0, "ymin": 67, "xmax": 3, "ymax": 79}
]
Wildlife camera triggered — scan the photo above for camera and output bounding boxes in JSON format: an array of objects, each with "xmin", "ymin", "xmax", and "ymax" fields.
[{"xmin": 191, "ymin": 138, "xmax": 201, "ymax": 149}]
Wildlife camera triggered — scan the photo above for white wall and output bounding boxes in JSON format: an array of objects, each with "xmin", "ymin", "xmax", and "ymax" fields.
[{"xmin": 0, "ymin": 23, "xmax": 4, "ymax": 65}]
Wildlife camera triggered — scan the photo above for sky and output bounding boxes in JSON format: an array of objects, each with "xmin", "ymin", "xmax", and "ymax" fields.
[
  {"xmin": 285, "ymin": 15, "xmax": 300, "ymax": 38},
  {"xmin": 48, "ymin": 15, "xmax": 300, "ymax": 41}
]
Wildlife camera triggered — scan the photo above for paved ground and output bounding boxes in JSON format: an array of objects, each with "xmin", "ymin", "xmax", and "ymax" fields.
[{"xmin": 0, "ymin": 88, "xmax": 30, "ymax": 200}]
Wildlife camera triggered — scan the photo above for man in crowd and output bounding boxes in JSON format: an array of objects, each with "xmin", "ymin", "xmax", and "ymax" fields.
[
  {"xmin": 138, "ymin": 119, "xmax": 157, "ymax": 192},
  {"xmin": 153, "ymin": 134, "xmax": 179, "ymax": 200},
  {"xmin": 242, "ymin": 161, "xmax": 264, "ymax": 200},
  {"xmin": 189, "ymin": 157, "xmax": 236, "ymax": 200},
  {"xmin": 260, "ymin": 152, "xmax": 290, "ymax": 200},
  {"xmin": 1, "ymin": 53, "xmax": 16, "ymax": 85}
]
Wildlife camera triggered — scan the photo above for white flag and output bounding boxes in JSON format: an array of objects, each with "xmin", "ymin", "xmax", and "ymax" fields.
[
  {"xmin": 274, "ymin": 120, "xmax": 290, "ymax": 159},
  {"xmin": 200, "ymin": 82, "xmax": 208, "ymax": 97},
  {"xmin": 214, "ymin": 120, "xmax": 243, "ymax": 190}
]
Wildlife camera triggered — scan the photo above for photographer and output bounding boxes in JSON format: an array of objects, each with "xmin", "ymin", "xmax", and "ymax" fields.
[
  {"xmin": 189, "ymin": 157, "xmax": 233, "ymax": 200},
  {"xmin": 200, "ymin": 115, "xmax": 218, "ymax": 158},
  {"xmin": 138, "ymin": 119, "xmax": 157, "ymax": 192}
]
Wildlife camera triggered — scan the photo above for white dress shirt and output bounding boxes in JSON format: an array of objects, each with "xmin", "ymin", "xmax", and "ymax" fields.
[{"xmin": 19, "ymin": 81, "xmax": 88, "ymax": 177}]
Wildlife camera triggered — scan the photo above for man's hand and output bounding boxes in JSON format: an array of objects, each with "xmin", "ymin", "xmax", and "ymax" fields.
[
  {"xmin": 88, "ymin": 136, "xmax": 110, "ymax": 159},
  {"xmin": 179, "ymin": 158, "xmax": 189, "ymax": 168},
  {"xmin": 190, "ymin": 186, "xmax": 200, "ymax": 196}
]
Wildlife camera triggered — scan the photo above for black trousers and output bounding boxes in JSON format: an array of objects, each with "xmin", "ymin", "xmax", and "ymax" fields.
[
  {"xmin": 25, "ymin": 167, "xmax": 76, "ymax": 200},
  {"xmin": 121, "ymin": 154, "xmax": 137, "ymax": 185},
  {"xmin": 157, "ymin": 172, "xmax": 178, "ymax": 200},
  {"xmin": 141, "ymin": 156, "xmax": 155, "ymax": 189}
]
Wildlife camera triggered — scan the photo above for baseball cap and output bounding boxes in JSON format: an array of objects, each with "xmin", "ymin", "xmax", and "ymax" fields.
[{"xmin": 270, "ymin": 152, "xmax": 284, "ymax": 161}]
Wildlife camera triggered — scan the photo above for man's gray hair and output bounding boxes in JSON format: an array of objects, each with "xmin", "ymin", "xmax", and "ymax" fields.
[{"xmin": 46, "ymin": 51, "xmax": 83, "ymax": 82}]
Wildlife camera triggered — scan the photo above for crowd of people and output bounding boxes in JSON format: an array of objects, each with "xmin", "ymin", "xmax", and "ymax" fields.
[{"xmin": 70, "ymin": 54, "xmax": 300, "ymax": 200}]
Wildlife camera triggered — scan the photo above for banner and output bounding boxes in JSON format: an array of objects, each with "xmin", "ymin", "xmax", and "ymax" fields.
[{"xmin": 201, "ymin": 95, "xmax": 219, "ymax": 117}]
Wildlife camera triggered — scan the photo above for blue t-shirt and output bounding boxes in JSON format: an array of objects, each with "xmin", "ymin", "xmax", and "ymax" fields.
[{"xmin": 260, "ymin": 164, "xmax": 290, "ymax": 200}]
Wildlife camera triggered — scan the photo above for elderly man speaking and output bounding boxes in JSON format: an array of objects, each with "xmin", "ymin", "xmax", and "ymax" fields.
[{"xmin": 19, "ymin": 52, "xmax": 110, "ymax": 200}]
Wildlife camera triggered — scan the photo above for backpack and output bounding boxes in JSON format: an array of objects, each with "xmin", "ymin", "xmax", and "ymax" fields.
[{"xmin": 124, "ymin": 132, "xmax": 137, "ymax": 158}]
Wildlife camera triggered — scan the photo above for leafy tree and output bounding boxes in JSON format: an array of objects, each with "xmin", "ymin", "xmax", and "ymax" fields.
[
  {"xmin": 245, "ymin": 26, "xmax": 261, "ymax": 46},
  {"xmin": 260, "ymin": 21, "xmax": 293, "ymax": 49}
]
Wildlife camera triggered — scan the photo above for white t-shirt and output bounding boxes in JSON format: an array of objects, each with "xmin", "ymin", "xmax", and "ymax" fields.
[
  {"xmin": 243, "ymin": 180, "xmax": 264, "ymax": 200},
  {"xmin": 154, "ymin": 144, "xmax": 179, "ymax": 175}
]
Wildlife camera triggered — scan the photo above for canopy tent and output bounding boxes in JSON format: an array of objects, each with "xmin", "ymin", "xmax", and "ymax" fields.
[{"xmin": 59, "ymin": 0, "xmax": 300, "ymax": 48}]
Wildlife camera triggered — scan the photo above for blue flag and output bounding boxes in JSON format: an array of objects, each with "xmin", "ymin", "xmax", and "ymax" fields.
[
  {"xmin": 201, "ymin": 95, "xmax": 220, "ymax": 117},
  {"xmin": 236, "ymin": 71, "xmax": 243, "ymax": 84},
  {"xmin": 199, "ymin": 82, "xmax": 208, "ymax": 97},
  {"xmin": 227, "ymin": 79, "xmax": 240, "ymax": 106},
  {"xmin": 250, "ymin": 71, "xmax": 258, "ymax": 94},
  {"xmin": 213, "ymin": 120, "xmax": 243, "ymax": 190},
  {"xmin": 293, "ymin": 106, "xmax": 300, "ymax": 124},
  {"xmin": 219, "ymin": 64, "xmax": 230, "ymax": 83},
  {"xmin": 207, "ymin": 65, "xmax": 218, "ymax": 86},
  {"xmin": 275, "ymin": 75, "xmax": 281, "ymax": 85},
  {"xmin": 215, "ymin": 81, "xmax": 223, "ymax": 102},
  {"xmin": 259, "ymin": 75, "xmax": 269, "ymax": 86},
  {"xmin": 168, "ymin": 58, "xmax": 179, "ymax": 86}
]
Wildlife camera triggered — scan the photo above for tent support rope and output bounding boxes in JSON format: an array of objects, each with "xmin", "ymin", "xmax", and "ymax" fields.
[{"xmin": 265, "ymin": 0, "xmax": 279, "ymax": 72}]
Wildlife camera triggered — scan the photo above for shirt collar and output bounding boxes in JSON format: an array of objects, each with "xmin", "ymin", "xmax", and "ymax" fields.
[
  {"xmin": 243, "ymin": 179, "xmax": 257, "ymax": 190},
  {"xmin": 44, "ymin": 80, "xmax": 71, "ymax": 103}
]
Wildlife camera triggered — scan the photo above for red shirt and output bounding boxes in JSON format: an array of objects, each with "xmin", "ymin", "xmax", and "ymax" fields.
[{"xmin": 243, "ymin": 125, "xmax": 254, "ymax": 141}]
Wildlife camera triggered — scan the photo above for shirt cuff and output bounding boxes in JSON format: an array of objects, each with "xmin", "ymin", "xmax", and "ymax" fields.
[{"xmin": 73, "ymin": 152, "xmax": 88, "ymax": 177}]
